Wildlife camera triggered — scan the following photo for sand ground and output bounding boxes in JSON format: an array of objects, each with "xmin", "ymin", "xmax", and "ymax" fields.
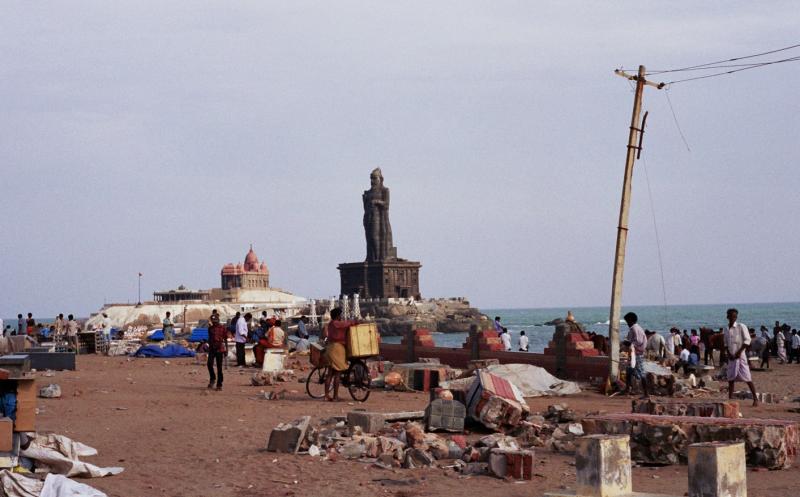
[{"xmin": 33, "ymin": 355, "xmax": 800, "ymax": 497}]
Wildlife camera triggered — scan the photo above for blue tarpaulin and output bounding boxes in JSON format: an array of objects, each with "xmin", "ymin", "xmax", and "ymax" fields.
[
  {"xmin": 132, "ymin": 344, "xmax": 196, "ymax": 358},
  {"xmin": 188, "ymin": 328, "xmax": 208, "ymax": 342}
]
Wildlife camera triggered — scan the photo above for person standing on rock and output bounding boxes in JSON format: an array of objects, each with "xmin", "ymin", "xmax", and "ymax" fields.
[
  {"xmin": 724, "ymin": 308, "xmax": 758, "ymax": 407},
  {"xmin": 623, "ymin": 312, "xmax": 649, "ymax": 397},
  {"xmin": 207, "ymin": 314, "xmax": 227, "ymax": 390}
]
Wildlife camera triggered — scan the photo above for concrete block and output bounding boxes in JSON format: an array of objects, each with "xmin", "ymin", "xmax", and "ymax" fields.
[
  {"xmin": 266, "ymin": 415, "xmax": 310, "ymax": 454},
  {"xmin": 489, "ymin": 448, "xmax": 534, "ymax": 480},
  {"xmin": 575, "ymin": 435, "xmax": 632, "ymax": 497},
  {"xmin": 688, "ymin": 442, "xmax": 747, "ymax": 497},
  {"xmin": 425, "ymin": 399, "xmax": 466, "ymax": 432},
  {"xmin": 346, "ymin": 410, "xmax": 424, "ymax": 434}
]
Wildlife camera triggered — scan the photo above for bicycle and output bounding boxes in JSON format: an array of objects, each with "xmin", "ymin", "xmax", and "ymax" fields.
[{"xmin": 305, "ymin": 356, "xmax": 372, "ymax": 402}]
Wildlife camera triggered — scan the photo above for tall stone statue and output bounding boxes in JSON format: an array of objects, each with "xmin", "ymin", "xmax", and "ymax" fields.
[{"xmin": 363, "ymin": 168, "xmax": 396, "ymax": 261}]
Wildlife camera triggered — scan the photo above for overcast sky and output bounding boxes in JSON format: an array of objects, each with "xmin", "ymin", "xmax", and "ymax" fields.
[{"xmin": 2, "ymin": 2, "xmax": 799, "ymax": 317}]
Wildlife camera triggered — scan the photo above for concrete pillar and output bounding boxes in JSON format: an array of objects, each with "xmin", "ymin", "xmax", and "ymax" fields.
[
  {"xmin": 688, "ymin": 442, "xmax": 747, "ymax": 497},
  {"xmin": 405, "ymin": 328, "xmax": 415, "ymax": 363},
  {"xmin": 575, "ymin": 434, "xmax": 632, "ymax": 497},
  {"xmin": 469, "ymin": 325, "xmax": 479, "ymax": 361}
]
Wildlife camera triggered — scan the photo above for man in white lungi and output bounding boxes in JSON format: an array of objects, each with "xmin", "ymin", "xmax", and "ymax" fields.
[{"xmin": 724, "ymin": 308, "xmax": 758, "ymax": 406}]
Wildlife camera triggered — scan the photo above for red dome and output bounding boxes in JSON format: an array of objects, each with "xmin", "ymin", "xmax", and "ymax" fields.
[{"xmin": 244, "ymin": 245, "xmax": 260, "ymax": 272}]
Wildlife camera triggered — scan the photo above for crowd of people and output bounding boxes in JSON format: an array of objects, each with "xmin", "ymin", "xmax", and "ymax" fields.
[
  {"xmin": 200, "ymin": 310, "xmax": 311, "ymax": 391},
  {"xmin": 3, "ymin": 312, "xmax": 84, "ymax": 352},
  {"xmin": 619, "ymin": 308, "xmax": 785, "ymax": 406}
]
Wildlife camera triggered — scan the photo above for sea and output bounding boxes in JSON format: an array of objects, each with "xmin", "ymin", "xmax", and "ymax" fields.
[
  {"xmin": 4, "ymin": 302, "xmax": 800, "ymax": 353},
  {"xmin": 381, "ymin": 302, "xmax": 800, "ymax": 353}
]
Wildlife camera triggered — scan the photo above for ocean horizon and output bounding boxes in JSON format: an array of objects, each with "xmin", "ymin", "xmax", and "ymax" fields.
[
  {"xmin": 5, "ymin": 301, "xmax": 800, "ymax": 353},
  {"xmin": 382, "ymin": 301, "xmax": 800, "ymax": 353}
]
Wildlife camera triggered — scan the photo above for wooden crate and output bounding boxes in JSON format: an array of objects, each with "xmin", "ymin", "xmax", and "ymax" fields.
[
  {"xmin": 346, "ymin": 324, "xmax": 380, "ymax": 358},
  {"xmin": 14, "ymin": 379, "xmax": 36, "ymax": 432},
  {"xmin": 310, "ymin": 343, "xmax": 326, "ymax": 367}
]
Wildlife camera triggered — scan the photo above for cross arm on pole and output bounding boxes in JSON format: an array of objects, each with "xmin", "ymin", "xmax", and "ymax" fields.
[{"xmin": 614, "ymin": 69, "xmax": 666, "ymax": 89}]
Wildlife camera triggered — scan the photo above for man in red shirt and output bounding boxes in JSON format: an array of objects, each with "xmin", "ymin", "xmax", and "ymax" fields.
[
  {"xmin": 207, "ymin": 314, "xmax": 228, "ymax": 391},
  {"xmin": 323, "ymin": 308, "xmax": 355, "ymax": 401}
]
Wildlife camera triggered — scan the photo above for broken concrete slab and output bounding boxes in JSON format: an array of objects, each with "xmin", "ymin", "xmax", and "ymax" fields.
[
  {"xmin": 266, "ymin": 416, "xmax": 311, "ymax": 454},
  {"xmin": 488, "ymin": 448, "xmax": 534, "ymax": 480},
  {"xmin": 631, "ymin": 398, "xmax": 740, "ymax": 418},
  {"xmin": 582, "ymin": 413, "xmax": 799, "ymax": 469},
  {"xmin": 347, "ymin": 410, "xmax": 425, "ymax": 434},
  {"xmin": 466, "ymin": 371, "xmax": 529, "ymax": 432}
]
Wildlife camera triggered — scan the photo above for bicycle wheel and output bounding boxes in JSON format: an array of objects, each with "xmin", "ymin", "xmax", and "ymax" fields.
[
  {"xmin": 347, "ymin": 361, "xmax": 371, "ymax": 402},
  {"xmin": 305, "ymin": 366, "xmax": 327, "ymax": 399}
]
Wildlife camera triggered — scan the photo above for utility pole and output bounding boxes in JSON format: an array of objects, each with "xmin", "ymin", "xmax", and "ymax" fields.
[
  {"xmin": 137, "ymin": 272, "xmax": 142, "ymax": 305},
  {"xmin": 608, "ymin": 65, "xmax": 664, "ymax": 383}
]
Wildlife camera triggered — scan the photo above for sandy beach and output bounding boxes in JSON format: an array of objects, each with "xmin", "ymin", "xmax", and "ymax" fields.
[{"xmin": 31, "ymin": 355, "xmax": 800, "ymax": 497}]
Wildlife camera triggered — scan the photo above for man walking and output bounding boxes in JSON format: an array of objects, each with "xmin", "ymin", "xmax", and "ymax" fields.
[
  {"xmin": 206, "ymin": 314, "xmax": 227, "ymax": 390},
  {"xmin": 234, "ymin": 312, "xmax": 248, "ymax": 367},
  {"xmin": 17, "ymin": 314, "xmax": 24, "ymax": 336},
  {"xmin": 723, "ymin": 308, "xmax": 758, "ymax": 406},
  {"xmin": 623, "ymin": 312, "xmax": 649, "ymax": 397},
  {"xmin": 775, "ymin": 326, "xmax": 787, "ymax": 364}
]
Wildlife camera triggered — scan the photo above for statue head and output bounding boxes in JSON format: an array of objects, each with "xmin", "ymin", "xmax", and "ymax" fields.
[{"xmin": 370, "ymin": 168, "xmax": 383, "ymax": 189}]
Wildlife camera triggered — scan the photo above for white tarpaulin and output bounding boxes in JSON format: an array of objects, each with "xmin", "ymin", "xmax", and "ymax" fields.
[
  {"xmin": 19, "ymin": 434, "xmax": 123, "ymax": 478},
  {"xmin": 0, "ymin": 471, "xmax": 107, "ymax": 497},
  {"xmin": 483, "ymin": 364, "xmax": 581, "ymax": 397}
]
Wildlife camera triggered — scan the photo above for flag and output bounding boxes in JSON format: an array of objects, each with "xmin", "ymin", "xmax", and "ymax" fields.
[{"xmin": 138, "ymin": 272, "xmax": 143, "ymax": 277}]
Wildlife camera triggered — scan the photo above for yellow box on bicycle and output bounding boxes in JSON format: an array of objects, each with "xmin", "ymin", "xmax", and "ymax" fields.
[
  {"xmin": 310, "ymin": 342, "xmax": 326, "ymax": 367},
  {"xmin": 346, "ymin": 323, "xmax": 380, "ymax": 358}
]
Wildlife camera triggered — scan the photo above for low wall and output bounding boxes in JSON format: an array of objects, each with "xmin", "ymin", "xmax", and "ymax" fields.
[{"xmin": 379, "ymin": 343, "xmax": 608, "ymax": 382}]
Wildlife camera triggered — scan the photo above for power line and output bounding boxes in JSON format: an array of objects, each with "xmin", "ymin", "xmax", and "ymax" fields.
[
  {"xmin": 640, "ymin": 42, "xmax": 800, "ymax": 75},
  {"xmin": 664, "ymin": 55, "xmax": 800, "ymax": 85}
]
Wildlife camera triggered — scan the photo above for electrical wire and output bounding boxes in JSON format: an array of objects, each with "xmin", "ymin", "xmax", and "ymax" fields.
[
  {"xmin": 664, "ymin": 89, "xmax": 691, "ymax": 152},
  {"xmin": 664, "ymin": 55, "xmax": 800, "ymax": 85},
  {"xmin": 624, "ymin": 42, "xmax": 800, "ymax": 75}
]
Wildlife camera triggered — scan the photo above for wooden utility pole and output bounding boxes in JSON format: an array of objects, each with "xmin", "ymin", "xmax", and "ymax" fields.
[{"xmin": 608, "ymin": 65, "xmax": 664, "ymax": 382}]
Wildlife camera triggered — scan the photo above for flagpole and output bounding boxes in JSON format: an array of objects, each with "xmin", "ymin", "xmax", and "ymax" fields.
[{"xmin": 138, "ymin": 273, "xmax": 142, "ymax": 305}]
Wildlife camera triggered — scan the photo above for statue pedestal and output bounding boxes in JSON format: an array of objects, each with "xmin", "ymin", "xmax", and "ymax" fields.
[{"xmin": 338, "ymin": 259, "xmax": 421, "ymax": 299}]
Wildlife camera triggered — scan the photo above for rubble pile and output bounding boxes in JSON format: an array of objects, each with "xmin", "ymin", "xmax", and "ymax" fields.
[
  {"xmin": 582, "ymin": 412, "xmax": 799, "ymax": 469},
  {"xmin": 267, "ymin": 400, "xmax": 588, "ymax": 480},
  {"xmin": 631, "ymin": 398, "xmax": 740, "ymax": 418}
]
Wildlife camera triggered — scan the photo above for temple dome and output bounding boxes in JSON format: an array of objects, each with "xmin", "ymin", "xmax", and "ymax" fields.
[{"xmin": 244, "ymin": 245, "xmax": 260, "ymax": 272}]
